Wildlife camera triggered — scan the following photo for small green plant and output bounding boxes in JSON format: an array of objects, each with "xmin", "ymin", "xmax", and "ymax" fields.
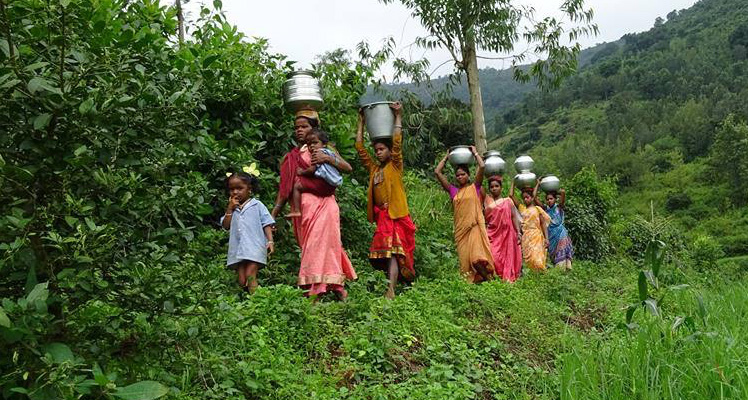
[{"xmin": 624, "ymin": 239, "xmax": 690, "ymax": 330}]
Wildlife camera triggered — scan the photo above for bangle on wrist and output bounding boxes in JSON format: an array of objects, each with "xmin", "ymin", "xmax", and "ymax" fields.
[
  {"xmin": 225, "ymin": 212, "xmax": 232, "ymax": 216},
  {"xmin": 267, "ymin": 240, "xmax": 274, "ymax": 244}
]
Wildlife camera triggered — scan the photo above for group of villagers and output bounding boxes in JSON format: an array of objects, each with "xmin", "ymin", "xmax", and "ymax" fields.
[
  {"xmin": 434, "ymin": 149, "xmax": 574, "ymax": 284},
  {"xmin": 222, "ymin": 103, "xmax": 574, "ymax": 299}
]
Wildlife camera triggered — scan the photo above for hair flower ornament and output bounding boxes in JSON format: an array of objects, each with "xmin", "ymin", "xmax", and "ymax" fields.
[{"xmin": 242, "ymin": 163, "xmax": 260, "ymax": 177}]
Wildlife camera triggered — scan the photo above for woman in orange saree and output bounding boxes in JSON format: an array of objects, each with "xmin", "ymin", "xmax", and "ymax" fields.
[
  {"xmin": 484, "ymin": 176, "xmax": 523, "ymax": 282},
  {"xmin": 435, "ymin": 148, "xmax": 494, "ymax": 283}
]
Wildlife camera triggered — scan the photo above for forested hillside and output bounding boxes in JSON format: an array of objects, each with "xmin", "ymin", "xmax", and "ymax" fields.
[{"xmin": 490, "ymin": 0, "xmax": 748, "ymax": 258}]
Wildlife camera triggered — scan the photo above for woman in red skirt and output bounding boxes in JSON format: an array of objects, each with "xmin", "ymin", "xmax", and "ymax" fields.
[{"xmin": 355, "ymin": 102, "xmax": 416, "ymax": 299}]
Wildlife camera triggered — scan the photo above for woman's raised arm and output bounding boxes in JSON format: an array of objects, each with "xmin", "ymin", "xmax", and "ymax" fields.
[
  {"xmin": 434, "ymin": 152, "xmax": 451, "ymax": 192},
  {"xmin": 472, "ymin": 146, "xmax": 485, "ymax": 187},
  {"xmin": 559, "ymin": 188, "xmax": 567, "ymax": 209}
]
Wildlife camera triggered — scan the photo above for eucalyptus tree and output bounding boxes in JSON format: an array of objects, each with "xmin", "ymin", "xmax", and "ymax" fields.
[{"xmin": 379, "ymin": 0, "xmax": 597, "ymax": 152}]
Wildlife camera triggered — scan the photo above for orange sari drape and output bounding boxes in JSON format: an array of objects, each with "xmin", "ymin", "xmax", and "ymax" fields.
[
  {"xmin": 519, "ymin": 204, "xmax": 550, "ymax": 270},
  {"xmin": 452, "ymin": 185, "xmax": 494, "ymax": 283}
]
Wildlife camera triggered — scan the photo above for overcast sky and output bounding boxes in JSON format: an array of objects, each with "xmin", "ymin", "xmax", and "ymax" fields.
[{"xmin": 183, "ymin": 0, "xmax": 698, "ymax": 79}]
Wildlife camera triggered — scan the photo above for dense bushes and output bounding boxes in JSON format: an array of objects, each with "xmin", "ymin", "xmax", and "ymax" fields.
[
  {"xmin": 563, "ymin": 166, "xmax": 617, "ymax": 261},
  {"xmin": 0, "ymin": 0, "xmax": 379, "ymax": 397}
]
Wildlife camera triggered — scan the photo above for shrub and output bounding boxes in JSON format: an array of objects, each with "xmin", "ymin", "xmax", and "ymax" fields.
[
  {"xmin": 689, "ymin": 235, "xmax": 725, "ymax": 271},
  {"xmin": 564, "ymin": 166, "xmax": 618, "ymax": 261},
  {"xmin": 665, "ymin": 191, "xmax": 692, "ymax": 211}
]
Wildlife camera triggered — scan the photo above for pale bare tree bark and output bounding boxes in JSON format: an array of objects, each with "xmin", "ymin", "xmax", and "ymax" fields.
[
  {"xmin": 463, "ymin": 38, "xmax": 487, "ymax": 154},
  {"xmin": 175, "ymin": 0, "xmax": 185, "ymax": 44}
]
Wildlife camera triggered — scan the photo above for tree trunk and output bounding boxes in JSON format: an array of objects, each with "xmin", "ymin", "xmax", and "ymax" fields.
[
  {"xmin": 175, "ymin": 0, "xmax": 185, "ymax": 44},
  {"xmin": 463, "ymin": 38, "xmax": 487, "ymax": 154}
]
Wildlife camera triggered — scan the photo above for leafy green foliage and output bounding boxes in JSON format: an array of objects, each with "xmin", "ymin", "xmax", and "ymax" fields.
[
  {"xmin": 0, "ymin": 0, "xmax": 379, "ymax": 396},
  {"xmin": 710, "ymin": 115, "xmax": 748, "ymax": 205},
  {"xmin": 562, "ymin": 167, "xmax": 617, "ymax": 260}
]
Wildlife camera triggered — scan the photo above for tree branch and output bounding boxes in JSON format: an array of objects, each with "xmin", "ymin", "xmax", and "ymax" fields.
[
  {"xmin": 59, "ymin": 3, "xmax": 65, "ymax": 91},
  {"xmin": 175, "ymin": 0, "xmax": 185, "ymax": 44},
  {"xmin": 0, "ymin": 0, "xmax": 17, "ymax": 70}
]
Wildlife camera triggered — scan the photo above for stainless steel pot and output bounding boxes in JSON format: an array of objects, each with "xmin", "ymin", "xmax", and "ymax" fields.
[
  {"xmin": 448, "ymin": 146, "xmax": 475, "ymax": 165},
  {"xmin": 283, "ymin": 70, "xmax": 323, "ymax": 112},
  {"xmin": 539, "ymin": 175, "xmax": 561, "ymax": 193},
  {"xmin": 514, "ymin": 171, "xmax": 537, "ymax": 189},
  {"xmin": 361, "ymin": 101, "xmax": 395, "ymax": 140},
  {"xmin": 514, "ymin": 155, "xmax": 535, "ymax": 173},
  {"xmin": 483, "ymin": 151, "xmax": 506, "ymax": 176}
]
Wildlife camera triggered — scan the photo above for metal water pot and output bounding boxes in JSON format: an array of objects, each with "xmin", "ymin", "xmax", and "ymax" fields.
[
  {"xmin": 283, "ymin": 70, "xmax": 324, "ymax": 112},
  {"xmin": 361, "ymin": 101, "xmax": 395, "ymax": 140},
  {"xmin": 514, "ymin": 155, "xmax": 535, "ymax": 173},
  {"xmin": 483, "ymin": 151, "xmax": 506, "ymax": 176},
  {"xmin": 514, "ymin": 171, "xmax": 537, "ymax": 189},
  {"xmin": 448, "ymin": 146, "xmax": 475, "ymax": 165},
  {"xmin": 539, "ymin": 175, "xmax": 561, "ymax": 193}
]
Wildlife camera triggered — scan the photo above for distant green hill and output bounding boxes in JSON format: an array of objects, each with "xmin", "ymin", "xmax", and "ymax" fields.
[
  {"xmin": 363, "ymin": 41, "xmax": 619, "ymax": 131},
  {"xmin": 492, "ymin": 0, "xmax": 748, "ymax": 154},
  {"xmin": 487, "ymin": 0, "xmax": 748, "ymax": 257}
]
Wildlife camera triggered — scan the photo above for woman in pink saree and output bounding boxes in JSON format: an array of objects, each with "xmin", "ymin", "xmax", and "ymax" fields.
[
  {"xmin": 483, "ymin": 176, "xmax": 523, "ymax": 282},
  {"xmin": 295, "ymin": 133, "xmax": 357, "ymax": 299}
]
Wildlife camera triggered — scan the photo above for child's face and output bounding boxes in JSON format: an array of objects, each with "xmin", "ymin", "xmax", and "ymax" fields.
[
  {"xmin": 228, "ymin": 177, "xmax": 250, "ymax": 203},
  {"xmin": 373, "ymin": 142, "xmax": 391, "ymax": 163},
  {"xmin": 489, "ymin": 180, "xmax": 502, "ymax": 197},
  {"xmin": 546, "ymin": 194, "xmax": 556, "ymax": 207},
  {"xmin": 523, "ymin": 191, "xmax": 533, "ymax": 206},
  {"xmin": 306, "ymin": 133, "xmax": 323, "ymax": 152}
]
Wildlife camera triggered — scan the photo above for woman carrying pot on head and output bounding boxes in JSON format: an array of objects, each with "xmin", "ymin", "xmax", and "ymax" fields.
[
  {"xmin": 271, "ymin": 110, "xmax": 319, "ymax": 240},
  {"xmin": 272, "ymin": 110, "xmax": 357, "ymax": 299},
  {"xmin": 509, "ymin": 179, "xmax": 550, "ymax": 271},
  {"xmin": 484, "ymin": 176, "xmax": 523, "ymax": 282},
  {"xmin": 435, "ymin": 148, "xmax": 495, "ymax": 283},
  {"xmin": 355, "ymin": 102, "xmax": 416, "ymax": 299},
  {"xmin": 541, "ymin": 188, "xmax": 574, "ymax": 270}
]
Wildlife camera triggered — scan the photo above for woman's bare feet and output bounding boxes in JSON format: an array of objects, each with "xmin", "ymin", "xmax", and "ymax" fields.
[{"xmin": 474, "ymin": 262, "xmax": 493, "ymax": 282}]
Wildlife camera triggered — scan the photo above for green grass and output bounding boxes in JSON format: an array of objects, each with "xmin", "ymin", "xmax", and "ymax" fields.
[
  {"xmin": 560, "ymin": 284, "xmax": 748, "ymax": 399},
  {"xmin": 61, "ymin": 174, "xmax": 748, "ymax": 399}
]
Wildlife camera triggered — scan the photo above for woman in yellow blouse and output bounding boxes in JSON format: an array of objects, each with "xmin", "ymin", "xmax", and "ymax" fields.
[
  {"xmin": 510, "ymin": 179, "xmax": 550, "ymax": 271},
  {"xmin": 355, "ymin": 102, "xmax": 416, "ymax": 299}
]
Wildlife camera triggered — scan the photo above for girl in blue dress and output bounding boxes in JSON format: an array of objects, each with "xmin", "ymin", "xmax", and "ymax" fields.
[
  {"xmin": 543, "ymin": 188, "xmax": 574, "ymax": 270},
  {"xmin": 221, "ymin": 172, "xmax": 275, "ymax": 293}
]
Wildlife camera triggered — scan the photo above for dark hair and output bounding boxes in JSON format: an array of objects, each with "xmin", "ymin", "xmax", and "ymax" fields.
[
  {"xmin": 455, "ymin": 164, "xmax": 470, "ymax": 175},
  {"xmin": 521, "ymin": 187, "xmax": 534, "ymax": 195},
  {"xmin": 295, "ymin": 115, "xmax": 319, "ymax": 128},
  {"xmin": 307, "ymin": 127, "xmax": 330, "ymax": 144},
  {"xmin": 546, "ymin": 191, "xmax": 558, "ymax": 199},
  {"xmin": 372, "ymin": 138, "xmax": 393, "ymax": 150},
  {"xmin": 488, "ymin": 175, "xmax": 503, "ymax": 186},
  {"xmin": 227, "ymin": 172, "xmax": 259, "ymax": 193}
]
